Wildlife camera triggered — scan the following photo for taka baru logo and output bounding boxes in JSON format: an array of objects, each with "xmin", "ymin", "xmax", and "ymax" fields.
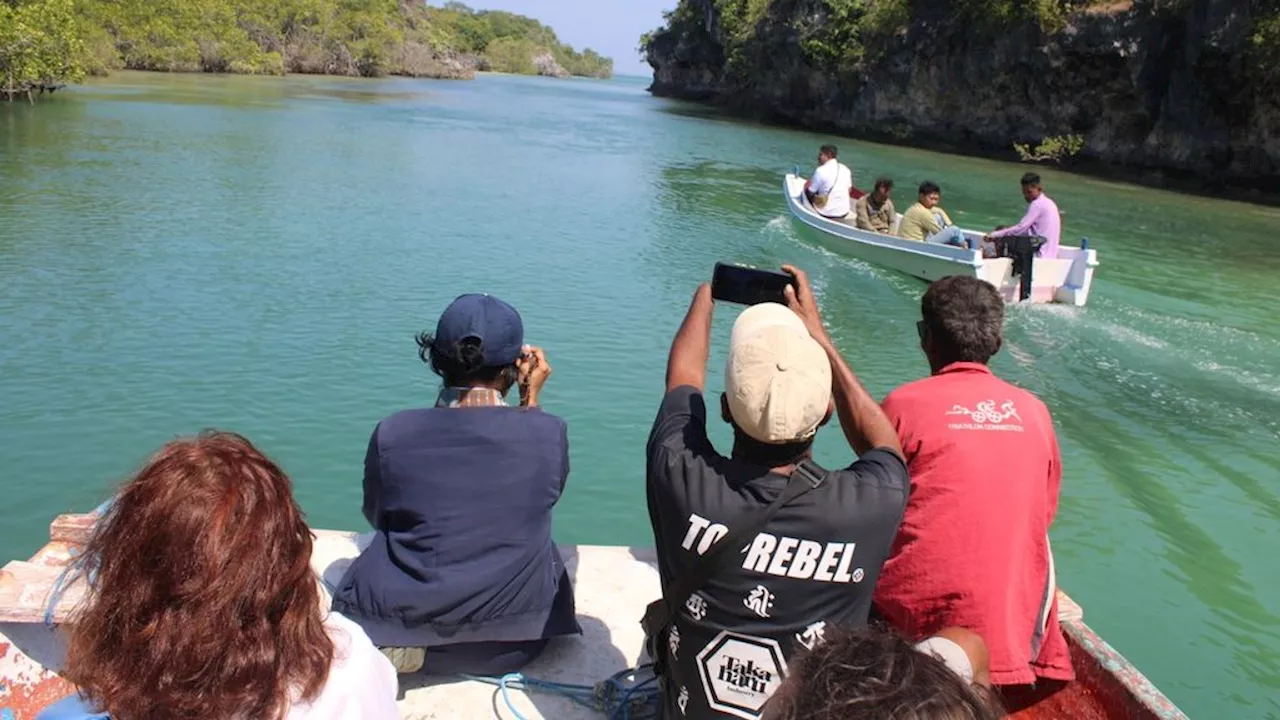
[{"xmin": 696, "ymin": 631, "xmax": 787, "ymax": 720}]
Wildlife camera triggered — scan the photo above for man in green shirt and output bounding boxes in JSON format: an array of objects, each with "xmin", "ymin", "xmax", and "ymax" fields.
[{"xmin": 898, "ymin": 181, "xmax": 977, "ymax": 249}]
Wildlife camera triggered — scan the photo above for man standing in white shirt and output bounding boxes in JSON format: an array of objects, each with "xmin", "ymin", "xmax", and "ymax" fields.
[{"xmin": 804, "ymin": 144, "xmax": 853, "ymax": 221}]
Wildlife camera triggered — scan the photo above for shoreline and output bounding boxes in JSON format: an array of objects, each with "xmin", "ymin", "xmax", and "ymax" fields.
[{"xmin": 70, "ymin": 67, "xmax": 613, "ymax": 83}]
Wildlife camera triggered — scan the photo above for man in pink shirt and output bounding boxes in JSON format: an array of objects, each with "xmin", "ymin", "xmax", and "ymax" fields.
[
  {"xmin": 985, "ymin": 173, "xmax": 1061, "ymax": 259},
  {"xmin": 874, "ymin": 275, "xmax": 1074, "ymax": 696}
]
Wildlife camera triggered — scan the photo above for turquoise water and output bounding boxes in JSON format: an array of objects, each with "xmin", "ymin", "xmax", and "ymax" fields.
[{"xmin": 2, "ymin": 72, "xmax": 1278, "ymax": 717}]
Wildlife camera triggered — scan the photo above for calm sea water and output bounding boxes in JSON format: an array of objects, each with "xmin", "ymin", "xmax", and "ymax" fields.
[{"xmin": 2, "ymin": 72, "xmax": 1278, "ymax": 717}]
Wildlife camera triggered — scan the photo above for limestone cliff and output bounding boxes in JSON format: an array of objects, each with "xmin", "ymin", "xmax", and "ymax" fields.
[{"xmin": 644, "ymin": 0, "xmax": 1280, "ymax": 192}]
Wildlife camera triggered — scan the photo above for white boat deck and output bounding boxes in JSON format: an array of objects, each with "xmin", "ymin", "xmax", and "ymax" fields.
[
  {"xmin": 3, "ymin": 524, "xmax": 1089, "ymax": 720},
  {"xmin": 313, "ymin": 532, "xmax": 658, "ymax": 719}
]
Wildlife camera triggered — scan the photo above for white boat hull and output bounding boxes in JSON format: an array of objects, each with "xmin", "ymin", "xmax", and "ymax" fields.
[{"xmin": 783, "ymin": 174, "xmax": 1098, "ymax": 305}]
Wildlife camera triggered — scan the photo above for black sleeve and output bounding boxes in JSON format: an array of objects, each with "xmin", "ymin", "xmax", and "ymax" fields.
[
  {"xmin": 846, "ymin": 447, "xmax": 911, "ymax": 502},
  {"xmin": 646, "ymin": 385, "xmax": 712, "ymax": 471},
  {"xmin": 361, "ymin": 425, "xmax": 383, "ymax": 530}
]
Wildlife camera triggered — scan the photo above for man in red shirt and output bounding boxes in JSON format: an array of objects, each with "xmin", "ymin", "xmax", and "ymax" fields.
[{"xmin": 874, "ymin": 275, "xmax": 1074, "ymax": 690}]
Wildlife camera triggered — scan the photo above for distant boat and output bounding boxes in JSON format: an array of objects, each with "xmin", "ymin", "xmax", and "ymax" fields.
[
  {"xmin": 1, "ymin": 510, "xmax": 1188, "ymax": 719},
  {"xmin": 784, "ymin": 174, "xmax": 1098, "ymax": 306}
]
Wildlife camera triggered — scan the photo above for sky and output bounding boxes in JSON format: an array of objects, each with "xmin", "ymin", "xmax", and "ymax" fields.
[{"xmin": 452, "ymin": 0, "xmax": 678, "ymax": 77}]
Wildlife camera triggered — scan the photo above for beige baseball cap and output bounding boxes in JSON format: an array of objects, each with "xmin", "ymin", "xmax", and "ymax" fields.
[{"xmin": 725, "ymin": 303, "xmax": 832, "ymax": 444}]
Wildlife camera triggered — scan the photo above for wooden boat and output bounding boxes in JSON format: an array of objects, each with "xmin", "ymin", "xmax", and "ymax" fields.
[
  {"xmin": 2, "ymin": 511, "xmax": 1186, "ymax": 719},
  {"xmin": 783, "ymin": 174, "xmax": 1099, "ymax": 306}
]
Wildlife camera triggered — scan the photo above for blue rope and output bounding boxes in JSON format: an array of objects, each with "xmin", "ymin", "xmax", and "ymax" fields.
[
  {"xmin": 43, "ymin": 560, "xmax": 79, "ymax": 627},
  {"xmin": 461, "ymin": 664, "xmax": 660, "ymax": 720},
  {"xmin": 43, "ymin": 497, "xmax": 114, "ymax": 626}
]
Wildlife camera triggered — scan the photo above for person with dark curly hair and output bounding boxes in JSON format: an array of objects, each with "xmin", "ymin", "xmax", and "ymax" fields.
[
  {"xmin": 331, "ymin": 293, "xmax": 581, "ymax": 677},
  {"xmin": 762, "ymin": 625, "xmax": 1002, "ymax": 720},
  {"xmin": 38, "ymin": 432, "xmax": 400, "ymax": 720},
  {"xmin": 875, "ymin": 275, "xmax": 1074, "ymax": 693}
]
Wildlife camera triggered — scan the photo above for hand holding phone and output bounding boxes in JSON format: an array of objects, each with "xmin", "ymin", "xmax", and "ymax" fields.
[
  {"xmin": 516, "ymin": 345, "xmax": 552, "ymax": 407},
  {"xmin": 710, "ymin": 262, "xmax": 794, "ymax": 306}
]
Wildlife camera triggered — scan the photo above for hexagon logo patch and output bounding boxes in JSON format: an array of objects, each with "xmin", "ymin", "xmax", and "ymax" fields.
[{"xmin": 695, "ymin": 630, "xmax": 787, "ymax": 719}]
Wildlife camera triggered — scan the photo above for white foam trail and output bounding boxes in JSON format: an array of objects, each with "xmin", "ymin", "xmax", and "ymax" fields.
[{"xmin": 1194, "ymin": 361, "xmax": 1280, "ymax": 398}]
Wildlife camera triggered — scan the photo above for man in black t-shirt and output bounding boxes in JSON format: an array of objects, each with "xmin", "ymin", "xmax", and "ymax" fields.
[{"xmin": 646, "ymin": 265, "xmax": 909, "ymax": 720}]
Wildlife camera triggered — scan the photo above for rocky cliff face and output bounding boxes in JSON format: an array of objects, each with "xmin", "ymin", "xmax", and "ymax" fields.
[
  {"xmin": 646, "ymin": 0, "xmax": 1280, "ymax": 192},
  {"xmin": 532, "ymin": 51, "xmax": 572, "ymax": 78}
]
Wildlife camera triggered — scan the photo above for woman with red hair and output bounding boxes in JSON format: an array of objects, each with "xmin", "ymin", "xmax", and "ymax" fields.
[{"xmin": 39, "ymin": 431, "xmax": 400, "ymax": 720}]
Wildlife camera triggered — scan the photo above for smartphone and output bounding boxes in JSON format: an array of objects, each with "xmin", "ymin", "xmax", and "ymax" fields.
[{"xmin": 710, "ymin": 262, "xmax": 793, "ymax": 306}]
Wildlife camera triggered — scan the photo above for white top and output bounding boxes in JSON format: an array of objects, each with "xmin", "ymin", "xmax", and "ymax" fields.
[
  {"xmin": 288, "ymin": 612, "xmax": 400, "ymax": 719},
  {"xmin": 809, "ymin": 158, "xmax": 852, "ymax": 218}
]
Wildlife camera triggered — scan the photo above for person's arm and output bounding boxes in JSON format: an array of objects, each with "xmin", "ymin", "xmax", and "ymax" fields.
[
  {"xmin": 920, "ymin": 627, "xmax": 991, "ymax": 687},
  {"xmin": 649, "ymin": 285, "xmax": 717, "ymax": 488},
  {"xmin": 990, "ymin": 200, "xmax": 1040, "ymax": 239},
  {"xmin": 558, "ymin": 420, "xmax": 571, "ymax": 496},
  {"xmin": 1045, "ymin": 409, "xmax": 1063, "ymax": 523},
  {"xmin": 517, "ymin": 346, "xmax": 551, "ymax": 408},
  {"xmin": 666, "ymin": 283, "xmax": 714, "ymax": 392},
  {"xmin": 361, "ymin": 426, "xmax": 383, "ymax": 530},
  {"xmin": 806, "ymin": 165, "xmax": 833, "ymax": 198},
  {"xmin": 924, "ymin": 211, "xmax": 944, "ymax": 235},
  {"xmin": 782, "ymin": 265, "xmax": 903, "ymax": 460},
  {"xmin": 854, "ymin": 197, "xmax": 872, "ymax": 230},
  {"xmin": 880, "ymin": 198, "xmax": 896, "ymax": 231}
]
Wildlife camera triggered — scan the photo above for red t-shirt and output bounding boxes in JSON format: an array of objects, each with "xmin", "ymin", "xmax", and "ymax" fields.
[{"xmin": 875, "ymin": 362, "xmax": 1074, "ymax": 686}]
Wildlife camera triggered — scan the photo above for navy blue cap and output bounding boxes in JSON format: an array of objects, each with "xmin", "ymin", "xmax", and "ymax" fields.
[{"xmin": 432, "ymin": 294, "xmax": 524, "ymax": 367}]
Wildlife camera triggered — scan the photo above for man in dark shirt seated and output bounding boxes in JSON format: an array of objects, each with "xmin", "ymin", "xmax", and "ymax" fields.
[
  {"xmin": 645, "ymin": 266, "xmax": 910, "ymax": 720},
  {"xmin": 332, "ymin": 293, "xmax": 581, "ymax": 676}
]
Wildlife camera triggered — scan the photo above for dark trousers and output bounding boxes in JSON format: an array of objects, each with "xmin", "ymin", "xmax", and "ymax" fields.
[
  {"xmin": 424, "ymin": 638, "xmax": 550, "ymax": 676},
  {"xmin": 995, "ymin": 235, "xmax": 1047, "ymax": 301}
]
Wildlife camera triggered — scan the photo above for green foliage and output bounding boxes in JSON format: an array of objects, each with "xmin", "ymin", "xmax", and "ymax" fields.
[
  {"xmin": 1250, "ymin": 6, "xmax": 1280, "ymax": 81},
  {"xmin": 423, "ymin": 2, "xmax": 611, "ymax": 77},
  {"xmin": 484, "ymin": 36, "xmax": 537, "ymax": 74},
  {"xmin": 1014, "ymin": 134, "xmax": 1086, "ymax": 164},
  {"xmin": 798, "ymin": 0, "xmax": 872, "ymax": 72},
  {"xmin": 1, "ymin": 0, "xmax": 86, "ymax": 97},
  {"xmin": 641, "ymin": 0, "xmax": 1130, "ymax": 80},
  {"xmin": 7, "ymin": 0, "xmax": 613, "ymax": 87}
]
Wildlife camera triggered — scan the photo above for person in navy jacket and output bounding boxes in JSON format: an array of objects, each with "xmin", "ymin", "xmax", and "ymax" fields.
[{"xmin": 332, "ymin": 293, "xmax": 580, "ymax": 675}]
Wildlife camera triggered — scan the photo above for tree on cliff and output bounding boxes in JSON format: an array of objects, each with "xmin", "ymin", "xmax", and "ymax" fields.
[
  {"xmin": 0, "ymin": 0, "xmax": 85, "ymax": 100},
  {"xmin": 424, "ymin": 2, "xmax": 613, "ymax": 78}
]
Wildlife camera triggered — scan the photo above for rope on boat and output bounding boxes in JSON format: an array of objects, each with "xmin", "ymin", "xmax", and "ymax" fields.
[
  {"xmin": 42, "ymin": 497, "xmax": 114, "ymax": 626},
  {"xmin": 461, "ymin": 664, "xmax": 660, "ymax": 720}
]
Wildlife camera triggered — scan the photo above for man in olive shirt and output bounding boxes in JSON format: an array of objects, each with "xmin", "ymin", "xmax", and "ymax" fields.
[
  {"xmin": 854, "ymin": 177, "xmax": 896, "ymax": 234},
  {"xmin": 646, "ymin": 266, "xmax": 909, "ymax": 720},
  {"xmin": 898, "ymin": 181, "xmax": 978, "ymax": 250}
]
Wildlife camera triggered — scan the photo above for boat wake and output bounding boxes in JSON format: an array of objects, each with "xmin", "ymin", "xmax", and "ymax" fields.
[
  {"xmin": 1006, "ymin": 296, "xmax": 1280, "ymax": 439},
  {"xmin": 765, "ymin": 215, "xmax": 922, "ymax": 298}
]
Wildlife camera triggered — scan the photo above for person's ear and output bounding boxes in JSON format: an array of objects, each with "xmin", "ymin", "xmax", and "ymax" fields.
[
  {"xmin": 993, "ymin": 336, "xmax": 1003, "ymax": 357},
  {"xmin": 720, "ymin": 393, "xmax": 732, "ymax": 424}
]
